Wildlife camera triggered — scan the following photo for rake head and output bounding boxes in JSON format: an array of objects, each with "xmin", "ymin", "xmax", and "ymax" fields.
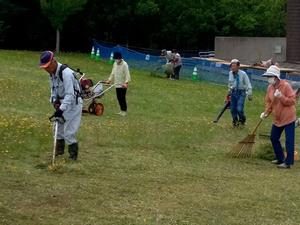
[{"xmin": 228, "ymin": 134, "xmax": 256, "ymax": 158}]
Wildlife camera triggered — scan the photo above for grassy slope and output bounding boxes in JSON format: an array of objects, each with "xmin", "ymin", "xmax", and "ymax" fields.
[{"xmin": 1, "ymin": 50, "xmax": 300, "ymax": 225}]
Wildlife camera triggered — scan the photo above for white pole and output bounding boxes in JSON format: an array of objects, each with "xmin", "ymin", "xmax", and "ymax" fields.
[{"xmin": 52, "ymin": 121, "xmax": 58, "ymax": 166}]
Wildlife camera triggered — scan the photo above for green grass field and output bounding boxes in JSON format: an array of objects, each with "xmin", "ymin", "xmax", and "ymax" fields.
[{"xmin": 1, "ymin": 50, "xmax": 300, "ymax": 225}]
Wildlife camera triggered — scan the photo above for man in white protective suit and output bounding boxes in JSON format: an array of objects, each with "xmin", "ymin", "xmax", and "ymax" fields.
[{"xmin": 40, "ymin": 51, "xmax": 83, "ymax": 160}]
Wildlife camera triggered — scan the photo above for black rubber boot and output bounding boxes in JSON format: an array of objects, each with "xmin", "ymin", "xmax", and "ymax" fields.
[
  {"xmin": 239, "ymin": 120, "xmax": 246, "ymax": 126},
  {"xmin": 239, "ymin": 116, "xmax": 246, "ymax": 126},
  {"xmin": 233, "ymin": 120, "xmax": 239, "ymax": 128},
  {"xmin": 55, "ymin": 139, "xmax": 65, "ymax": 156},
  {"xmin": 68, "ymin": 143, "xmax": 78, "ymax": 160}
]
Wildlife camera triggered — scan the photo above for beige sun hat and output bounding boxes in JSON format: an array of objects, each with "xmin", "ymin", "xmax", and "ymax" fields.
[{"xmin": 262, "ymin": 65, "xmax": 280, "ymax": 79}]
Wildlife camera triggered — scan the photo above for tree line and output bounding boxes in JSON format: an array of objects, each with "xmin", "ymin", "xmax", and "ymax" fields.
[{"xmin": 0, "ymin": 0, "xmax": 286, "ymax": 52}]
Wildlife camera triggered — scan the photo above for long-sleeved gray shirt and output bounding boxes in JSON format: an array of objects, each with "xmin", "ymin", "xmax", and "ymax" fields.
[
  {"xmin": 50, "ymin": 63, "xmax": 82, "ymax": 111},
  {"xmin": 228, "ymin": 69, "xmax": 252, "ymax": 96}
]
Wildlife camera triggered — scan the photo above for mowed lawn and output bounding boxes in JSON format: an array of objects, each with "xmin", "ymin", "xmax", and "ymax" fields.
[{"xmin": 1, "ymin": 50, "xmax": 300, "ymax": 225}]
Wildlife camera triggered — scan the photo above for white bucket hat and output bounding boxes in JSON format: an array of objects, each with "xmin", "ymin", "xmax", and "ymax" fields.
[
  {"xmin": 262, "ymin": 65, "xmax": 281, "ymax": 79},
  {"xmin": 230, "ymin": 59, "xmax": 240, "ymax": 66}
]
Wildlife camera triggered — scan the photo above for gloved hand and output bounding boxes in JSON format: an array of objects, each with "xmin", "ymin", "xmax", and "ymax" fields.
[
  {"xmin": 274, "ymin": 89, "xmax": 282, "ymax": 98},
  {"xmin": 296, "ymin": 118, "xmax": 300, "ymax": 128},
  {"xmin": 248, "ymin": 95, "xmax": 253, "ymax": 101},
  {"xmin": 53, "ymin": 99, "xmax": 61, "ymax": 110},
  {"xmin": 227, "ymin": 88, "xmax": 232, "ymax": 95},
  {"xmin": 54, "ymin": 109, "xmax": 64, "ymax": 118},
  {"xmin": 260, "ymin": 112, "xmax": 268, "ymax": 119},
  {"xmin": 122, "ymin": 83, "xmax": 129, "ymax": 89}
]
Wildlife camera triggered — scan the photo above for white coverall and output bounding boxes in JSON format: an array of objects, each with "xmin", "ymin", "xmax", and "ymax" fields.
[{"xmin": 50, "ymin": 63, "xmax": 82, "ymax": 145}]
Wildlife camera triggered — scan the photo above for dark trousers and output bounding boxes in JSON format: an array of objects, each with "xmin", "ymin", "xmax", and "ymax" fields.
[
  {"xmin": 270, "ymin": 121, "xmax": 295, "ymax": 165},
  {"xmin": 230, "ymin": 89, "xmax": 246, "ymax": 124},
  {"xmin": 174, "ymin": 65, "xmax": 182, "ymax": 79},
  {"xmin": 116, "ymin": 88, "xmax": 127, "ymax": 111}
]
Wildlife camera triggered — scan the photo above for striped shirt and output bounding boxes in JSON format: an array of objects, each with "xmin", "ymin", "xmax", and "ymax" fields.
[{"xmin": 228, "ymin": 69, "xmax": 252, "ymax": 96}]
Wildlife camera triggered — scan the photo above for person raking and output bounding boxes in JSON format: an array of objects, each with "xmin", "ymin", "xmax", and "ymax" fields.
[{"xmin": 260, "ymin": 65, "xmax": 296, "ymax": 169}]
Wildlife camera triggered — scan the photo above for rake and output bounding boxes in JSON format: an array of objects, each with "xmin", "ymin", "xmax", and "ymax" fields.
[{"xmin": 228, "ymin": 119, "xmax": 263, "ymax": 158}]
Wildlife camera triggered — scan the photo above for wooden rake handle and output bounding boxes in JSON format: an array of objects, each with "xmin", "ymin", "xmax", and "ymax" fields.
[
  {"xmin": 253, "ymin": 96, "xmax": 276, "ymax": 135},
  {"xmin": 251, "ymin": 119, "xmax": 263, "ymax": 135}
]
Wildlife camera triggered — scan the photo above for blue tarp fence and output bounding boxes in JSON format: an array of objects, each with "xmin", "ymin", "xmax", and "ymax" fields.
[{"xmin": 92, "ymin": 40, "xmax": 299, "ymax": 90}]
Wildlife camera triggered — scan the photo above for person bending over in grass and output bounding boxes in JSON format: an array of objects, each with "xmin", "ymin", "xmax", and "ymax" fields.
[
  {"xmin": 253, "ymin": 58, "xmax": 279, "ymax": 68},
  {"xmin": 40, "ymin": 51, "xmax": 83, "ymax": 160},
  {"xmin": 228, "ymin": 59, "xmax": 253, "ymax": 127},
  {"xmin": 106, "ymin": 52, "xmax": 131, "ymax": 116},
  {"xmin": 260, "ymin": 65, "xmax": 296, "ymax": 169},
  {"xmin": 172, "ymin": 49, "xmax": 182, "ymax": 80},
  {"xmin": 161, "ymin": 49, "xmax": 174, "ymax": 79}
]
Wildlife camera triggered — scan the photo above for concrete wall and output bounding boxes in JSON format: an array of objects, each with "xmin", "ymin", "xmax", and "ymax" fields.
[{"xmin": 215, "ymin": 37, "xmax": 286, "ymax": 64}]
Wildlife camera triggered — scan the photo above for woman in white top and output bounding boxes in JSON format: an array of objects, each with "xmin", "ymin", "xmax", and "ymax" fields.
[{"xmin": 106, "ymin": 52, "xmax": 131, "ymax": 116}]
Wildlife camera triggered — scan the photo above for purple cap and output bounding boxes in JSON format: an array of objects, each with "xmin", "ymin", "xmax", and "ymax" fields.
[{"xmin": 40, "ymin": 51, "xmax": 54, "ymax": 68}]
